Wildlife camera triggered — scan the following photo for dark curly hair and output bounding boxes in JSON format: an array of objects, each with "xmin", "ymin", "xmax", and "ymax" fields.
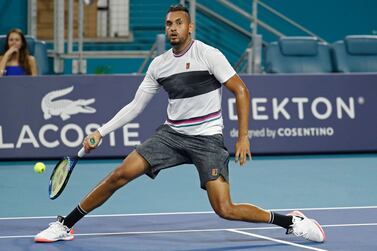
[{"xmin": 166, "ymin": 4, "xmax": 191, "ymax": 22}]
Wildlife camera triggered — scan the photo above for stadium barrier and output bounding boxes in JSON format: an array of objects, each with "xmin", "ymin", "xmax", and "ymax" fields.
[{"xmin": 0, "ymin": 73, "xmax": 376, "ymax": 159}]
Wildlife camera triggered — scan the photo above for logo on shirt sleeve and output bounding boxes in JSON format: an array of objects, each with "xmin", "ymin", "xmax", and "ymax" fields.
[{"xmin": 186, "ymin": 62, "xmax": 190, "ymax": 70}]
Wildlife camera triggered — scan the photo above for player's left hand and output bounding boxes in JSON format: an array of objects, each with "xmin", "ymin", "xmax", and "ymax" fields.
[{"xmin": 235, "ymin": 135, "xmax": 252, "ymax": 166}]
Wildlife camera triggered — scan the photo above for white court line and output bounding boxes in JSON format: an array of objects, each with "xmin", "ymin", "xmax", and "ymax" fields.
[
  {"xmin": 1, "ymin": 205, "xmax": 377, "ymax": 220},
  {"xmin": 323, "ymin": 223, "xmax": 377, "ymax": 228},
  {"xmin": 227, "ymin": 229, "xmax": 328, "ymax": 251},
  {"xmin": 0, "ymin": 211, "xmax": 214, "ymax": 220},
  {"xmin": 1, "ymin": 223, "xmax": 377, "ymax": 240},
  {"xmin": 271, "ymin": 205, "xmax": 377, "ymax": 212},
  {"xmin": 0, "ymin": 227, "xmax": 275, "ymax": 239}
]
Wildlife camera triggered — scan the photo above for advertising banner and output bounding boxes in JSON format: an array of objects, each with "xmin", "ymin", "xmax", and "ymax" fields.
[
  {"xmin": 0, "ymin": 74, "xmax": 376, "ymax": 159},
  {"xmin": 0, "ymin": 75, "xmax": 167, "ymax": 159},
  {"xmin": 223, "ymin": 74, "xmax": 377, "ymax": 154}
]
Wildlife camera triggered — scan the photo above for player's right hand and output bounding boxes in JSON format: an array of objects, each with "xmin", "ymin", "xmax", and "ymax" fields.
[{"xmin": 83, "ymin": 130, "xmax": 102, "ymax": 153}]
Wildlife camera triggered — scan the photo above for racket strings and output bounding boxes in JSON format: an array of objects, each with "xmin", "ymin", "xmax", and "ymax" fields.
[{"xmin": 51, "ymin": 160, "xmax": 69, "ymax": 197}]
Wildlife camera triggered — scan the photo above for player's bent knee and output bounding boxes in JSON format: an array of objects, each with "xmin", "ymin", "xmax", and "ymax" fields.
[
  {"xmin": 109, "ymin": 167, "xmax": 130, "ymax": 187},
  {"xmin": 213, "ymin": 203, "xmax": 235, "ymax": 220},
  {"xmin": 107, "ymin": 151, "xmax": 149, "ymax": 188},
  {"xmin": 101, "ymin": 169, "xmax": 128, "ymax": 192}
]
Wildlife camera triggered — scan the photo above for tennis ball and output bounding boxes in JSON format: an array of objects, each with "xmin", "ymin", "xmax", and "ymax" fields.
[{"xmin": 34, "ymin": 162, "xmax": 46, "ymax": 174}]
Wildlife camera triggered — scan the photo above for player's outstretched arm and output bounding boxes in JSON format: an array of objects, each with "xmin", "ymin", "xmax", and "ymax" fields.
[
  {"xmin": 224, "ymin": 74, "xmax": 252, "ymax": 165},
  {"xmin": 83, "ymin": 88, "xmax": 155, "ymax": 153}
]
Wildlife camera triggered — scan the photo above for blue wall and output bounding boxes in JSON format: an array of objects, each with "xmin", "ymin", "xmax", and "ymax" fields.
[
  {"xmin": 190, "ymin": 0, "xmax": 377, "ymax": 43},
  {"xmin": 62, "ymin": 58, "xmax": 144, "ymax": 74},
  {"xmin": 258, "ymin": 0, "xmax": 377, "ymax": 42},
  {"xmin": 0, "ymin": 0, "xmax": 27, "ymax": 35},
  {"xmin": 1, "ymin": 0, "xmax": 376, "ymax": 41},
  {"xmin": 1, "ymin": 0, "xmax": 376, "ymax": 74}
]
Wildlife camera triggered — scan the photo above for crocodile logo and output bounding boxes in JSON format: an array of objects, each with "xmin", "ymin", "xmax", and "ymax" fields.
[{"xmin": 41, "ymin": 86, "xmax": 96, "ymax": 121}]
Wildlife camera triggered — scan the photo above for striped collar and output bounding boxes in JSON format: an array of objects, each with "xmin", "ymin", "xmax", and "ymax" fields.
[{"xmin": 173, "ymin": 40, "xmax": 195, "ymax": 57}]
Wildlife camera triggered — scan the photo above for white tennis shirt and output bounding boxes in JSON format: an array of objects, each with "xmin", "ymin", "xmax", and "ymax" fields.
[
  {"xmin": 98, "ymin": 40, "xmax": 236, "ymax": 137},
  {"xmin": 140, "ymin": 40, "xmax": 236, "ymax": 135}
]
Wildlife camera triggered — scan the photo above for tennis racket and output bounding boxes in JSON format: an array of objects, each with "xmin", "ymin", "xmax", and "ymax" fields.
[{"xmin": 48, "ymin": 138, "xmax": 94, "ymax": 200}]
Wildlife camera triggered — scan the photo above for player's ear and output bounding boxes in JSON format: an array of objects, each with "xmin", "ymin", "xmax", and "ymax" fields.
[{"xmin": 188, "ymin": 23, "xmax": 194, "ymax": 35}]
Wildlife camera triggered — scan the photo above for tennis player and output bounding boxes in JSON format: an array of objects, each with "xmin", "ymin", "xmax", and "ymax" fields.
[{"xmin": 35, "ymin": 4, "xmax": 325, "ymax": 243}]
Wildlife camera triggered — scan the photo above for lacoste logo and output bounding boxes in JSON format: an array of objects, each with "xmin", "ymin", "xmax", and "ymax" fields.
[{"xmin": 41, "ymin": 86, "xmax": 96, "ymax": 121}]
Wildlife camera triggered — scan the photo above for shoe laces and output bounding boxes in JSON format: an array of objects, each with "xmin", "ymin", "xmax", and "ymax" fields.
[
  {"xmin": 292, "ymin": 228, "xmax": 309, "ymax": 239},
  {"xmin": 48, "ymin": 221, "xmax": 70, "ymax": 234},
  {"xmin": 289, "ymin": 216, "xmax": 310, "ymax": 240},
  {"xmin": 286, "ymin": 216, "xmax": 303, "ymax": 234},
  {"xmin": 292, "ymin": 215, "xmax": 304, "ymax": 224}
]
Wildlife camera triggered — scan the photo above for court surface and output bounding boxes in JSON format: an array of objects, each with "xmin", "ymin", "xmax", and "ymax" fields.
[{"xmin": 0, "ymin": 154, "xmax": 376, "ymax": 250}]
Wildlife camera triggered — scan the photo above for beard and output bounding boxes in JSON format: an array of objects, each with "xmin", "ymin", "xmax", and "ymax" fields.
[
  {"xmin": 170, "ymin": 40, "xmax": 180, "ymax": 46},
  {"xmin": 169, "ymin": 37, "xmax": 181, "ymax": 46}
]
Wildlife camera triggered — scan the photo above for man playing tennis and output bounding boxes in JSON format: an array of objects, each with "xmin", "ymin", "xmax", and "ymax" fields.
[{"xmin": 35, "ymin": 4, "xmax": 325, "ymax": 243}]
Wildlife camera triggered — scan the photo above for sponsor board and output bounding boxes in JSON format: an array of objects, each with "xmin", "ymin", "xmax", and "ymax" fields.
[
  {"xmin": 223, "ymin": 74, "xmax": 377, "ymax": 153},
  {"xmin": 0, "ymin": 74, "xmax": 376, "ymax": 159}
]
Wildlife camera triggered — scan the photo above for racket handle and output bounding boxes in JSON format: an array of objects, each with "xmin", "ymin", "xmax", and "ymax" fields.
[
  {"xmin": 78, "ymin": 147, "xmax": 86, "ymax": 158},
  {"xmin": 89, "ymin": 137, "xmax": 96, "ymax": 145}
]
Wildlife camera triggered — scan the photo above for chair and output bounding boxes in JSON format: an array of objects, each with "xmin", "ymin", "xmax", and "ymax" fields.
[
  {"xmin": 332, "ymin": 35, "xmax": 377, "ymax": 72},
  {"xmin": 0, "ymin": 35, "xmax": 50, "ymax": 75},
  {"xmin": 33, "ymin": 40, "xmax": 49, "ymax": 75},
  {"xmin": 265, "ymin": 37, "xmax": 333, "ymax": 73}
]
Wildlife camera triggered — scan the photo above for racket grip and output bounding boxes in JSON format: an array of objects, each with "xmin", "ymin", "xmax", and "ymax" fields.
[
  {"xmin": 78, "ymin": 147, "xmax": 86, "ymax": 158},
  {"xmin": 89, "ymin": 137, "xmax": 96, "ymax": 145}
]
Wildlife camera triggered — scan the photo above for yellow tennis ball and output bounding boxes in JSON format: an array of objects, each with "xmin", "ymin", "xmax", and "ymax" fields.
[{"xmin": 34, "ymin": 162, "xmax": 46, "ymax": 174}]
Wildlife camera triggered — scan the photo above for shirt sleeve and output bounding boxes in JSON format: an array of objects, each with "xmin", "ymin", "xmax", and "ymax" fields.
[
  {"xmin": 97, "ymin": 88, "xmax": 155, "ymax": 137},
  {"xmin": 97, "ymin": 58, "xmax": 162, "ymax": 136},
  {"xmin": 204, "ymin": 47, "xmax": 236, "ymax": 84}
]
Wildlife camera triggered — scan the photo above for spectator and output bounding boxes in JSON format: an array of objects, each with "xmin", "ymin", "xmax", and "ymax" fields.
[{"xmin": 0, "ymin": 28, "xmax": 38, "ymax": 76}]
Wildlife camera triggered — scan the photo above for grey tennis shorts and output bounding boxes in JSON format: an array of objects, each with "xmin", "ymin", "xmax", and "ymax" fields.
[{"xmin": 136, "ymin": 125, "xmax": 230, "ymax": 190}]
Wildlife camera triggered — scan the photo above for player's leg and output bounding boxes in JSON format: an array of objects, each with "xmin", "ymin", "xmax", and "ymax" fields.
[
  {"xmin": 191, "ymin": 134, "xmax": 325, "ymax": 242},
  {"xmin": 34, "ymin": 150, "xmax": 149, "ymax": 242},
  {"xmin": 206, "ymin": 176, "xmax": 271, "ymax": 223},
  {"xmin": 206, "ymin": 176, "xmax": 298, "ymax": 228},
  {"xmin": 63, "ymin": 150, "xmax": 149, "ymax": 228},
  {"xmin": 188, "ymin": 135, "xmax": 272, "ymax": 223},
  {"xmin": 35, "ymin": 125, "xmax": 189, "ymax": 243},
  {"xmin": 206, "ymin": 176, "xmax": 325, "ymax": 242},
  {"xmin": 79, "ymin": 150, "xmax": 149, "ymax": 213},
  {"xmin": 65, "ymin": 125, "xmax": 188, "ymax": 228}
]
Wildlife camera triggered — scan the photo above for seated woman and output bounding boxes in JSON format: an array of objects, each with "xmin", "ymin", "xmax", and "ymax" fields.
[{"xmin": 0, "ymin": 28, "xmax": 38, "ymax": 76}]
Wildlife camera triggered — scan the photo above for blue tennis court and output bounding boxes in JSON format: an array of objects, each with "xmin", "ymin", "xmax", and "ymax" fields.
[{"xmin": 0, "ymin": 154, "xmax": 376, "ymax": 250}]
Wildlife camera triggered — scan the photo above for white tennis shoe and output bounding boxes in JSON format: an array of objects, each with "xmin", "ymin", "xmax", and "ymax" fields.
[
  {"xmin": 286, "ymin": 210, "xmax": 326, "ymax": 243},
  {"xmin": 34, "ymin": 216, "xmax": 74, "ymax": 243}
]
